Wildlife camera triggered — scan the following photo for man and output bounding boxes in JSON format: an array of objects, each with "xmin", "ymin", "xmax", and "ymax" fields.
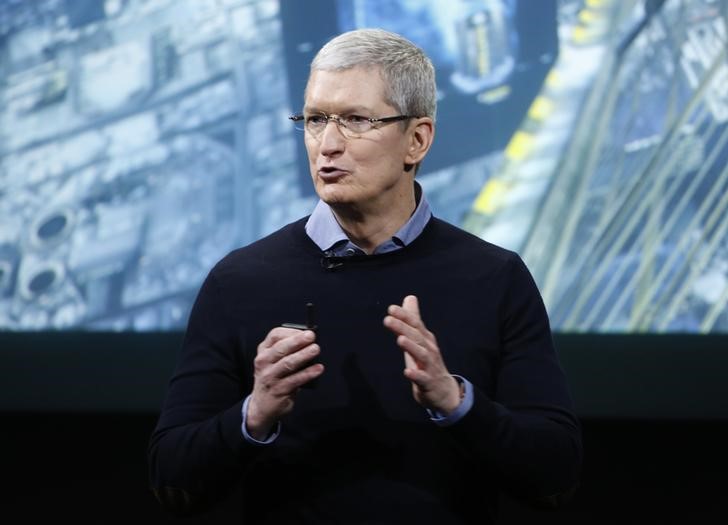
[{"xmin": 148, "ymin": 28, "xmax": 582, "ymax": 524}]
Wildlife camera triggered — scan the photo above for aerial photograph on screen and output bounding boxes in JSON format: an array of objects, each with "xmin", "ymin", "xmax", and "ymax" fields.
[{"xmin": 0, "ymin": 0, "xmax": 726, "ymax": 332}]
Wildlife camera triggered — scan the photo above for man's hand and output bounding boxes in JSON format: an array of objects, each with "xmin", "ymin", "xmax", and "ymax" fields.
[
  {"xmin": 383, "ymin": 295, "xmax": 461, "ymax": 415},
  {"xmin": 246, "ymin": 327, "xmax": 323, "ymax": 440}
]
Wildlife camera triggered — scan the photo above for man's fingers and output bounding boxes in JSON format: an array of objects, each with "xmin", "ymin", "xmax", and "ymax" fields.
[
  {"xmin": 261, "ymin": 326, "xmax": 304, "ymax": 346},
  {"xmin": 403, "ymin": 365, "xmax": 428, "ymax": 385},
  {"xmin": 387, "ymin": 304, "xmax": 422, "ymax": 329},
  {"xmin": 384, "ymin": 314, "xmax": 435, "ymax": 350},
  {"xmin": 257, "ymin": 347, "xmax": 324, "ymax": 397},
  {"xmin": 396, "ymin": 334, "xmax": 431, "ymax": 367},
  {"xmin": 402, "ymin": 294, "xmax": 420, "ymax": 316},
  {"xmin": 272, "ymin": 344, "xmax": 321, "ymax": 380},
  {"xmin": 383, "ymin": 314, "xmax": 416, "ymax": 339},
  {"xmin": 259, "ymin": 329, "xmax": 316, "ymax": 359},
  {"xmin": 386, "ymin": 296, "xmax": 431, "ymax": 339},
  {"xmin": 403, "ymin": 347, "xmax": 417, "ymax": 369}
]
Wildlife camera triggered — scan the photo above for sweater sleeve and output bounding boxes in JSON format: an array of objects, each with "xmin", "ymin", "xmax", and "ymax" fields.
[
  {"xmin": 147, "ymin": 268, "xmax": 260, "ymax": 516},
  {"xmin": 447, "ymin": 253, "xmax": 583, "ymax": 506}
]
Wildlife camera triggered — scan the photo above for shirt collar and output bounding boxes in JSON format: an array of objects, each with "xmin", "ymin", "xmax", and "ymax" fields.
[{"xmin": 305, "ymin": 181, "xmax": 432, "ymax": 256}]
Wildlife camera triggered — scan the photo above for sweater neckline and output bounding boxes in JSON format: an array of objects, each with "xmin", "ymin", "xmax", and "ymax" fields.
[{"xmin": 290, "ymin": 214, "xmax": 440, "ymax": 265}]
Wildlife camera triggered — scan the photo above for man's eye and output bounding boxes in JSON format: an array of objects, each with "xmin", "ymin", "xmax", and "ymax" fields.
[
  {"xmin": 306, "ymin": 115, "xmax": 327, "ymax": 125},
  {"xmin": 344, "ymin": 115, "xmax": 368, "ymax": 124}
]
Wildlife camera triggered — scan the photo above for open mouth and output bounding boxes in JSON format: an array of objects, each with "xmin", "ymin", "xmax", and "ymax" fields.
[{"xmin": 318, "ymin": 166, "xmax": 348, "ymax": 180}]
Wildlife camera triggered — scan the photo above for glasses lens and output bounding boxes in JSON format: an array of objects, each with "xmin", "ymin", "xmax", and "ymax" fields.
[
  {"xmin": 305, "ymin": 114, "xmax": 327, "ymax": 136},
  {"xmin": 342, "ymin": 115, "xmax": 371, "ymax": 135},
  {"xmin": 297, "ymin": 114, "xmax": 381, "ymax": 139}
]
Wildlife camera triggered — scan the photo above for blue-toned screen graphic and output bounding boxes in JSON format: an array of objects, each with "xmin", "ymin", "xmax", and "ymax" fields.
[{"xmin": 1, "ymin": 0, "xmax": 726, "ymax": 332}]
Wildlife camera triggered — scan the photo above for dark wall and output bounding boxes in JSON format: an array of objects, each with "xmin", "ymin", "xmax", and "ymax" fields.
[
  {"xmin": 2, "ymin": 332, "xmax": 727, "ymax": 418},
  {"xmin": 3, "ymin": 413, "xmax": 726, "ymax": 524},
  {"xmin": 2, "ymin": 332, "xmax": 727, "ymax": 523}
]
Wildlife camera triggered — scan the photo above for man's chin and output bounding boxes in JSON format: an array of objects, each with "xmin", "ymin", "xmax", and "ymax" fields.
[{"xmin": 316, "ymin": 186, "xmax": 351, "ymax": 206}]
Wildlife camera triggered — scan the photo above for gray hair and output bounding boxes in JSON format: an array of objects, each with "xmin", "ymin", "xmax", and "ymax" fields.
[{"xmin": 309, "ymin": 28, "xmax": 437, "ymax": 121}]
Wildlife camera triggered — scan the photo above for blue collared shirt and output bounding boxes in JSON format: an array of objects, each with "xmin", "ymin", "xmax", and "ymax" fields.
[
  {"xmin": 304, "ymin": 183, "xmax": 432, "ymax": 255},
  {"xmin": 241, "ymin": 184, "xmax": 474, "ymax": 444}
]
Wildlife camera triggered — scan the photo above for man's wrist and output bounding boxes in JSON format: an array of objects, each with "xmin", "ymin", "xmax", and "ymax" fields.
[
  {"xmin": 241, "ymin": 395, "xmax": 279, "ymax": 445},
  {"xmin": 440, "ymin": 375, "xmax": 465, "ymax": 415},
  {"xmin": 427, "ymin": 375, "xmax": 473, "ymax": 427}
]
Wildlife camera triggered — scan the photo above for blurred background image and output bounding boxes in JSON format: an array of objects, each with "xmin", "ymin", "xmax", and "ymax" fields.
[{"xmin": 2, "ymin": 0, "xmax": 725, "ymax": 333}]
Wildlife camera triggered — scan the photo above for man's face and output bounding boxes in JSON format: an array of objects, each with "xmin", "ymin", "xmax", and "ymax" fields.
[{"xmin": 303, "ymin": 67, "xmax": 423, "ymax": 214}]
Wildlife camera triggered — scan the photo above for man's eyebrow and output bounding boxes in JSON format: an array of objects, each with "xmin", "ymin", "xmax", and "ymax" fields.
[{"xmin": 303, "ymin": 105, "xmax": 373, "ymax": 114}]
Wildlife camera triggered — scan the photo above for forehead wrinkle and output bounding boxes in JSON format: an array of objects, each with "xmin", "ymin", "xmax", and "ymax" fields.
[{"xmin": 303, "ymin": 104, "xmax": 375, "ymax": 116}]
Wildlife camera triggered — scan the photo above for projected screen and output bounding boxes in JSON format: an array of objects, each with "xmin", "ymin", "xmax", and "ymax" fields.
[{"xmin": 0, "ymin": 0, "xmax": 726, "ymax": 333}]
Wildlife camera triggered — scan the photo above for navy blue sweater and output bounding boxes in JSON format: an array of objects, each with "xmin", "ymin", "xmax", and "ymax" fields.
[{"xmin": 148, "ymin": 216, "xmax": 582, "ymax": 524}]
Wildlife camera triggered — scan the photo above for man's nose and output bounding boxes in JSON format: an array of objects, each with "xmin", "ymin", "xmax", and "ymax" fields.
[{"xmin": 318, "ymin": 118, "xmax": 346, "ymax": 155}]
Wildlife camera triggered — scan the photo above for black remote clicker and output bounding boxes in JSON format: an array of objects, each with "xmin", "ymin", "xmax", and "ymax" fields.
[{"xmin": 281, "ymin": 302, "xmax": 319, "ymax": 388}]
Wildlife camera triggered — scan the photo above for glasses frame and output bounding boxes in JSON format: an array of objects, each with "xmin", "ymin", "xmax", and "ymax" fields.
[{"xmin": 289, "ymin": 112, "xmax": 415, "ymax": 139}]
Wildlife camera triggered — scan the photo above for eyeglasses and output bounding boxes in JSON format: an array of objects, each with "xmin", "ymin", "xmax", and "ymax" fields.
[{"xmin": 289, "ymin": 112, "xmax": 414, "ymax": 139}]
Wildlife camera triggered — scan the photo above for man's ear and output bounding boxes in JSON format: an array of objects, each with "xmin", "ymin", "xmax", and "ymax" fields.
[{"xmin": 404, "ymin": 117, "xmax": 435, "ymax": 167}]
